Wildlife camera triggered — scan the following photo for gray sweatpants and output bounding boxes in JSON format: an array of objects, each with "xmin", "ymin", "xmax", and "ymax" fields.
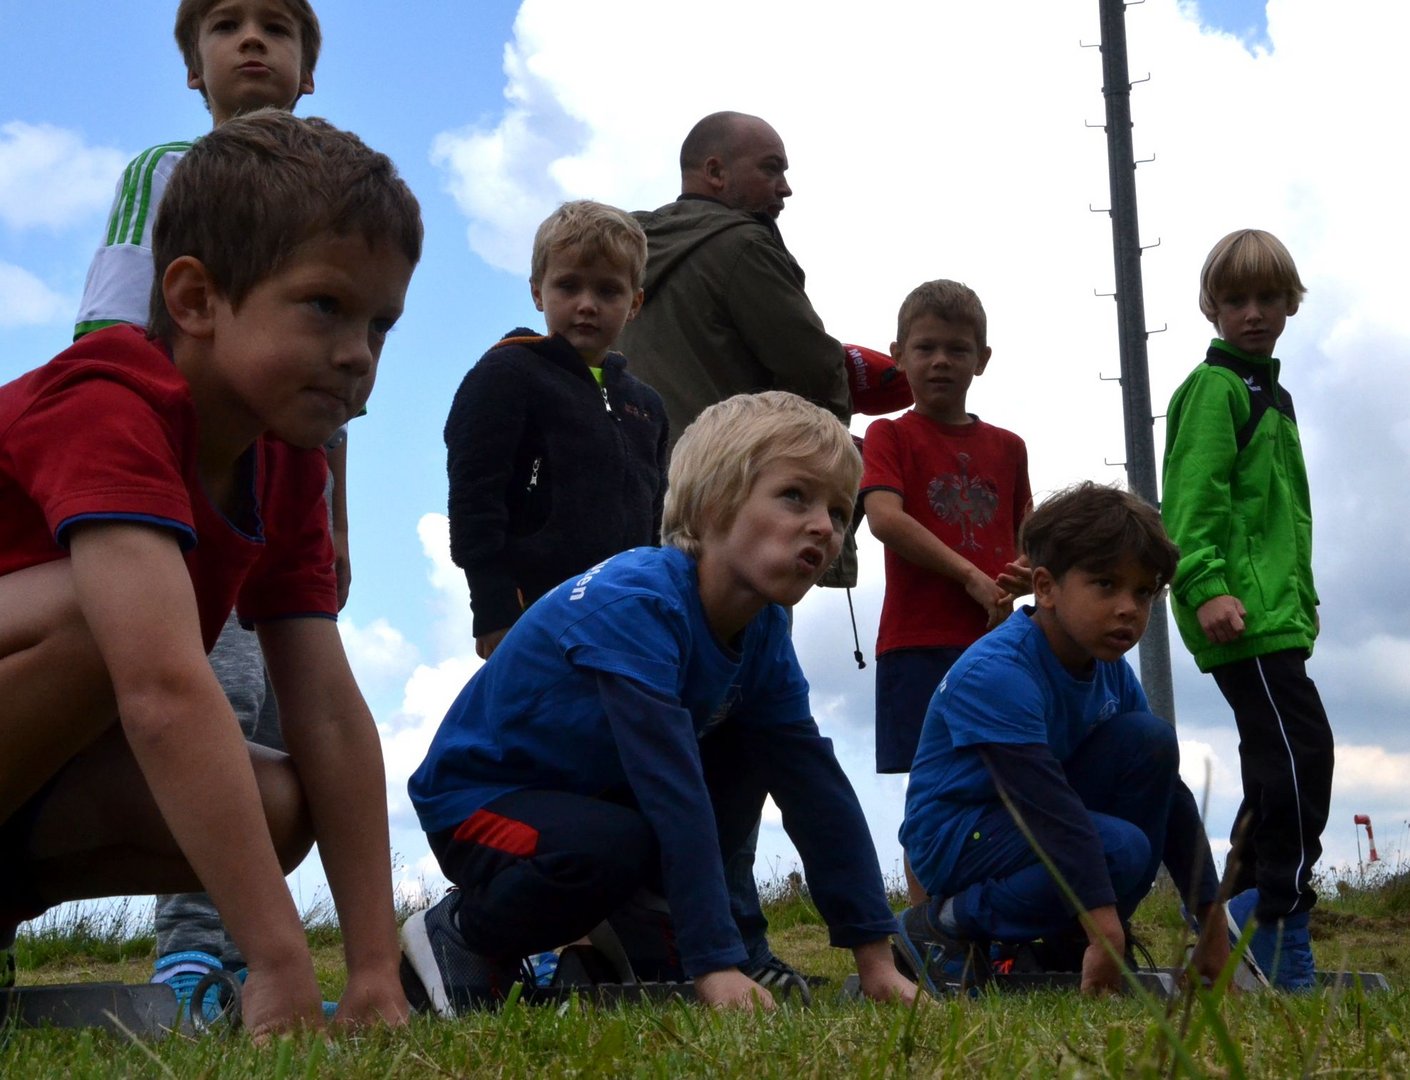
[{"xmin": 153, "ymin": 612, "xmax": 283, "ymax": 965}]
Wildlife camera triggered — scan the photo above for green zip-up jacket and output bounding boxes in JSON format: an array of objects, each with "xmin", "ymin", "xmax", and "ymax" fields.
[{"xmin": 1161, "ymin": 340, "xmax": 1318, "ymax": 672}]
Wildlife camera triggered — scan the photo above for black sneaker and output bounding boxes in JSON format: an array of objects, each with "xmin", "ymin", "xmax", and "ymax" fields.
[
  {"xmin": 742, "ymin": 954, "xmax": 815, "ymax": 1005},
  {"xmin": 399, "ymin": 892, "xmax": 519, "ymax": 1016},
  {"xmin": 892, "ymin": 902, "xmax": 990, "ymax": 995}
]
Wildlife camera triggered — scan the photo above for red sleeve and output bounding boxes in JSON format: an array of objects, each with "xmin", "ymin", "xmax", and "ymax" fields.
[
  {"xmin": 236, "ymin": 439, "xmax": 337, "ymax": 623},
  {"xmin": 859, "ymin": 417, "xmax": 904, "ymax": 495},
  {"xmin": 7, "ymin": 369, "xmax": 196, "ymax": 549}
]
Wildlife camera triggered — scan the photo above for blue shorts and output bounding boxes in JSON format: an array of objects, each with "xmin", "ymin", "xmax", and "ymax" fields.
[{"xmin": 874, "ymin": 646, "xmax": 965, "ymax": 774}]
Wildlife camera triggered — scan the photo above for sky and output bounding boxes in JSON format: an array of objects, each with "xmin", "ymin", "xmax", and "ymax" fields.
[{"xmin": 4, "ymin": 0, "xmax": 1410, "ymax": 921}]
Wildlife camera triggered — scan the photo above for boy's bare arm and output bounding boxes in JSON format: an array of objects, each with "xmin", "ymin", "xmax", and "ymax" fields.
[
  {"xmin": 67, "ymin": 523, "xmax": 322, "ymax": 1031},
  {"xmin": 259, "ymin": 617, "xmax": 410, "ymax": 1027},
  {"xmin": 864, "ymin": 490, "xmax": 1009, "ymax": 626}
]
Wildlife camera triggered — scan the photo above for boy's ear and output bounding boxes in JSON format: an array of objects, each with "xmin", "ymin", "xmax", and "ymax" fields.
[
  {"xmin": 187, "ymin": 67, "xmax": 205, "ymax": 93},
  {"xmin": 162, "ymin": 256, "xmax": 220, "ymax": 339},
  {"xmin": 626, "ymin": 288, "xmax": 644, "ymax": 322},
  {"xmin": 529, "ymin": 278, "xmax": 544, "ymax": 312},
  {"xmin": 299, "ymin": 70, "xmax": 315, "ymax": 97},
  {"xmin": 974, "ymin": 345, "xmax": 993, "ymax": 375},
  {"xmin": 889, "ymin": 340, "xmax": 903, "ymax": 363},
  {"xmin": 1031, "ymin": 565, "xmax": 1058, "ymax": 610}
]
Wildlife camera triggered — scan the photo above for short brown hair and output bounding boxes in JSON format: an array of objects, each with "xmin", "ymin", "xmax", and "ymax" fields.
[
  {"xmin": 663, "ymin": 391, "xmax": 861, "ymax": 559},
  {"xmin": 1198, "ymin": 229, "xmax": 1306, "ymax": 323},
  {"xmin": 896, "ymin": 279, "xmax": 988, "ymax": 350},
  {"xmin": 1021, "ymin": 481, "xmax": 1178, "ymax": 585},
  {"xmin": 529, "ymin": 200, "xmax": 647, "ymax": 290},
  {"xmin": 149, "ymin": 109, "xmax": 422, "ymax": 340},
  {"xmin": 174, "ymin": 0, "xmax": 322, "ymax": 106}
]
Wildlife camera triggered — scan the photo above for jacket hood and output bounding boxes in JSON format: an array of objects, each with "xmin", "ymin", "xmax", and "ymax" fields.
[{"xmin": 633, "ymin": 198, "xmax": 777, "ymax": 301}]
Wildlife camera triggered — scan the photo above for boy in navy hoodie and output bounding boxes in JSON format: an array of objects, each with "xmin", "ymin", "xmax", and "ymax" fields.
[{"xmin": 443, "ymin": 200, "xmax": 668, "ymax": 659}]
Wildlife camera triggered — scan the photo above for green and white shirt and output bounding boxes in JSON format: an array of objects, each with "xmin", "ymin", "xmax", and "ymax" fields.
[{"xmin": 74, "ymin": 141, "xmax": 192, "ymax": 339}]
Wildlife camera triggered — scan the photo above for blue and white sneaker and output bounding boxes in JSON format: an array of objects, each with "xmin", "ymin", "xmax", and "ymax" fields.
[
  {"xmin": 151, "ymin": 950, "xmax": 230, "ymax": 1022},
  {"xmin": 1226, "ymin": 888, "xmax": 1315, "ymax": 991},
  {"xmin": 399, "ymin": 892, "xmax": 520, "ymax": 1016}
]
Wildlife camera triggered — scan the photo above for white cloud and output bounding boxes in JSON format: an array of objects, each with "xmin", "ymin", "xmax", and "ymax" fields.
[
  {"xmin": 0, "ymin": 261, "xmax": 69, "ymax": 327},
  {"xmin": 339, "ymin": 616, "xmax": 420, "ymax": 698},
  {"xmin": 0, "ymin": 121, "xmax": 126, "ymax": 230}
]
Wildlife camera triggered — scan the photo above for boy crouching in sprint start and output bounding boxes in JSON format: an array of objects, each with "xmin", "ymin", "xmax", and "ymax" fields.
[
  {"xmin": 404, "ymin": 391, "xmax": 917, "ymax": 1011},
  {"xmin": 897, "ymin": 483, "xmax": 1230, "ymax": 995},
  {"xmin": 0, "ymin": 111, "xmax": 421, "ymax": 1035}
]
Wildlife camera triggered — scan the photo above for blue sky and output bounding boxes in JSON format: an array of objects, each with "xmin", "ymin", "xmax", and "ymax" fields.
[{"xmin": 7, "ymin": 0, "xmax": 1410, "ymax": 916}]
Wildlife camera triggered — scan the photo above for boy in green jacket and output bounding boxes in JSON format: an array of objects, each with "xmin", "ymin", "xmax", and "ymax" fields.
[{"xmin": 1161, "ymin": 228, "xmax": 1331, "ymax": 991}]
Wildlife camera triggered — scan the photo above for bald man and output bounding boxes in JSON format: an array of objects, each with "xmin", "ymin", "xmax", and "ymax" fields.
[{"xmin": 619, "ymin": 111, "xmax": 850, "ymax": 451}]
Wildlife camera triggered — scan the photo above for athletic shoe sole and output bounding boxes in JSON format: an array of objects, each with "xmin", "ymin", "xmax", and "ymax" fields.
[{"xmin": 399, "ymin": 908, "xmax": 457, "ymax": 1018}]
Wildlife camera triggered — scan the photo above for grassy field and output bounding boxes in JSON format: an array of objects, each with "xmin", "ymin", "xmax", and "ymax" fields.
[{"xmin": 5, "ymin": 871, "xmax": 1410, "ymax": 1077}]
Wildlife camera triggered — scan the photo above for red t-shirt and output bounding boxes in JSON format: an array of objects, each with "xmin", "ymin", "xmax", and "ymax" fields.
[
  {"xmin": 861, "ymin": 411, "xmax": 1031, "ymax": 654},
  {"xmin": 0, "ymin": 325, "xmax": 336, "ymax": 652}
]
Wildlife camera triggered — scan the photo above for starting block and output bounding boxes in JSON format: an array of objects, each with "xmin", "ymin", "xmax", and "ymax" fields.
[{"xmin": 1, "ymin": 970, "xmax": 241, "ymax": 1037}]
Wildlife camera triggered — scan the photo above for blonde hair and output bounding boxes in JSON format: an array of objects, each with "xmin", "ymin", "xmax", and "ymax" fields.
[
  {"xmin": 1199, "ymin": 229, "xmax": 1307, "ymax": 323},
  {"xmin": 663, "ymin": 392, "xmax": 861, "ymax": 558},
  {"xmin": 530, "ymin": 200, "xmax": 648, "ymax": 290},
  {"xmin": 896, "ymin": 279, "xmax": 988, "ymax": 350}
]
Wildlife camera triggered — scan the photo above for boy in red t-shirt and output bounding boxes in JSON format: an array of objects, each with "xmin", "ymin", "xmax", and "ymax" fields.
[
  {"xmin": 0, "ymin": 111, "xmax": 421, "ymax": 1037},
  {"xmin": 861, "ymin": 279, "xmax": 1032, "ymax": 904}
]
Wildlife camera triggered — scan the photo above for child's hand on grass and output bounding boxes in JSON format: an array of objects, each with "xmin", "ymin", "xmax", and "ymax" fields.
[
  {"xmin": 1189, "ymin": 902, "xmax": 1233, "ymax": 990},
  {"xmin": 853, "ymin": 939, "xmax": 919, "ymax": 1005},
  {"xmin": 333, "ymin": 971, "xmax": 411, "ymax": 1029},
  {"xmin": 694, "ymin": 968, "xmax": 777, "ymax": 1011},
  {"xmin": 1079, "ymin": 905, "xmax": 1125, "ymax": 996},
  {"xmin": 241, "ymin": 962, "xmax": 327, "ymax": 1040}
]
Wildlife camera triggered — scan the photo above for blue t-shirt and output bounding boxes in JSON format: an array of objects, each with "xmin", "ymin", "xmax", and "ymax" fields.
[
  {"xmin": 900, "ymin": 607, "xmax": 1148, "ymax": 892},
  {"xmin": 410, "ymin": 545, "xmax": 895, "ymax": 973}
]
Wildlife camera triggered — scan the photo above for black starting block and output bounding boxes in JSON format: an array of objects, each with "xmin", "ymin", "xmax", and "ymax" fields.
[{"xmin": 1, "ymin": 970, "xmax": 241, "ymax": 1037}]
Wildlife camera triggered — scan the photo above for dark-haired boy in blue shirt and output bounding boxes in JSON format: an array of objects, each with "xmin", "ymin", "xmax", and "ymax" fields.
[{"xmin": 898, "ymin": 482, "xmax": 1230, "ymax": 994}]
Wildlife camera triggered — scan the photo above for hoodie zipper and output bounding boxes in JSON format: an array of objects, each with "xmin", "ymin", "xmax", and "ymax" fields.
[{"xmin": 526, "ymin": 457, "xmax": 541, "ymax": 491}]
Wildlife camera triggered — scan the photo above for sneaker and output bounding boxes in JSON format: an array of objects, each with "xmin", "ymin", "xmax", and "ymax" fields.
[
  {"xmin": 151, "ymin": 950, "xmax": 232, "ymax": 1022},
  {"xmin": 742, "ymin": 954, "xmax": 814, "ymax": 1006},
  {"xmin": 1226, "ymin": 888, "xmax": 1315, "ymax": 991},
  {"xmin": 892, "ymin": 902, "xmax": 990, "ymax": 995},
  {"xmin": 399, "ymin": 892, "xmax": 519, "ymax": 1016}
]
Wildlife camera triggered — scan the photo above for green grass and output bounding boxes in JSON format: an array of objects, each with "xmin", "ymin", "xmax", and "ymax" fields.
[{"xmin": 5, "ymin": 871, "xmax": 1410, "ymax": 1077}]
